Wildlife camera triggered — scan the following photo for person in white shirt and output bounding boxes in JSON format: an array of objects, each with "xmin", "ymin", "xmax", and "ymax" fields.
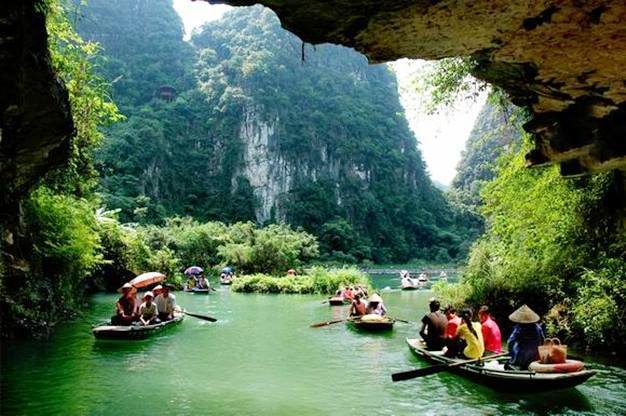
[
  {"xmin": 155, "ymin": 284, "xmax": 177, "ymax": 321},
  {"xmin": 139, "ymin": 291, "xmax": 158, "ymax": 325}
]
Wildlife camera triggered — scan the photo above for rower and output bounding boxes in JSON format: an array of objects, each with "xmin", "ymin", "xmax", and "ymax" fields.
[
  {"xmin": 506, "ymin": 305, "xmax": 544, "ymax": 370},
  {"xmin": 112, "ymin": 283, "xmax": 138, "ymax": 325},
  {"xmin": 479, "ymin": 305, "xmax": 502, "ymax": 354},
  {"xmin": 196, "ymin": 274, "xmax": 210, "ymax": 289},
  {"xmin": 349, "ymin": 293, "xmax": 367, "ymax": 317},
  {"xmin": 366, "ymin": 293, "xmax": 387, "ymax": 316},
  {"xmin": 138, "ymin": 291, "xmax": 159, "ymax": 325},
  {"xmin": 155, "ymin": 284, "xmax": 177, "ymax": 321},
  {"xmin": 419, "ymin": 298, "xmax": 448, "ymax": 351}
]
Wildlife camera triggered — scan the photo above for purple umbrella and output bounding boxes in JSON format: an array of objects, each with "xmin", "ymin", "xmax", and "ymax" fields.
[{"xmin": 184, "ymin": 266, "xmax": 203, "ymax": 275}]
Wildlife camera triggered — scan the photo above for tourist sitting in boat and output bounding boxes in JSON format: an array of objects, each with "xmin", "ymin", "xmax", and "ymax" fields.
[
  {"xmin": 341, "ymin": 286, "xmax": 354, "ymax": 300},
  {"xmin": 196, "ymin": 275, "xmax": 210, "ymax": 289},
  {"xmin": 349, "ymin": 293, "xmax": 367, "ymax": 317},
  {"xmin": 443, "ymin": 305, "xmax": 463, "ymax": 357},
  {"xmin": 154, "ymin": 284, "xmax": 176, "ymax": 321},
  {"xmin": 506, "ymin": 304, "xmax": 544, "ymax": 370},
  {"xmin": 419, "ymin": 298, "xmax": 448, "ymax": 351},
  {"xmin": 112, "ymin": 283, "xmax": 138, "ymax": 325},
  {"xmin": 138, "ymin": 291, "xmax": 159, "ymax": 326},
  {"xmin": 366, "ymin": 293, "xmax": 387, "ymax": 316},
  {"xmin": 479, "ymin": 305, "xmax": 502, "ymax": 354},
  {"xmin": 185, "ymin": 275, "xmax": 197, "ymax": 291},
  {"xmin": 286, "ymin": 269, "xmax": 297, "ymax": 277},
  {"xmin": 455, "ymin": 308, "xmax": 484, "ymax": 359}
]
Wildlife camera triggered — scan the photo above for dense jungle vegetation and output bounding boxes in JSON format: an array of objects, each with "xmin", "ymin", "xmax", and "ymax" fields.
[
  {"xmin": 429, "ymin": 59, "xmax": 626, "ymax": 351},
  {"xmin": 76, "ymin": 1, "xmax": 468, "ymax": 265}
]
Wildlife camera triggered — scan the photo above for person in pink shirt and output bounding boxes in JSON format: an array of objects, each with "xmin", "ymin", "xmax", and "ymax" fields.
[
  {"xmin": 479, "ymin": 305, "xmax": 502, "ymax": 353},
  {"xmin": 443, "ymin": 305, "xmax": 463, "ymax": 357}
]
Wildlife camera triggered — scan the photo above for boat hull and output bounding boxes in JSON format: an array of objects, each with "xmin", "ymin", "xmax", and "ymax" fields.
[
  {"xmin": 405, "ymin": 339, "xmax": 595, "ymax": 393},
  {"xmin": 328, "ymin": 297, "xmax": 349, "ymax": 306},
  {"xmin": 93, "ymin": 313, "xmax": 184, "ymax": 340},
  {"xmin": 349, "ymin": 317, "xmax": 395, "ymax": 331},
  {"xmin": 401, "ymin": 285, "xmax": 419, "ymax": 291}
]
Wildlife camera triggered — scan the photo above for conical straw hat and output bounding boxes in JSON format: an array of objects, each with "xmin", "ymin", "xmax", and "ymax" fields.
[
  {"xmin": 369, "ymin": 293, "xmax": 382, "ymax": 303},
  {"xmin": 509, "ymin": 304, "xmax": 540, "ymax": 323}
]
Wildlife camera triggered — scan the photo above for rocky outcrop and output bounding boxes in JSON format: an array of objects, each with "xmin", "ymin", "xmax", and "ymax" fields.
[
  {"xmin": 0, "ymin": 1, "xmax": 73, "ymax": 274},
  {"xmin": 210, "ymin": 0, "xmax": 626, "ymax": 175}
]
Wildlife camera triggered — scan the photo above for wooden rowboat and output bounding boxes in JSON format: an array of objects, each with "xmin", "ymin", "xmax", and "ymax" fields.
[
  {"xmin": 220, "ymin": 278, "xmax": 232, "ymax": 285},
  {"xmin": 349, "ymin": 315, "xmax": 395, "ymax": 331},
  {"xmin": 406, "ymin": 338, "xmax": 595, "ymax": 392},
  {"xmin": 328, "ymin": 296, "xmax": 349, "ymax": 306},
  {"xmin": 401, "ymin": 284, "xmax": 419, "ymax": 291},
  {"xmin": 191, "ymin": 287, "xmax": 210, "ymax": 294},
  {"xmin": 93, "ymin": 312, "xmax": 184, "ymax": 340}
]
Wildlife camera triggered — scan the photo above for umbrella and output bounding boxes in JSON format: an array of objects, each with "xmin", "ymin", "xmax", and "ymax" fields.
[
  {"xmin": 222, "ymin": 267, "xmax": 233, "ymax": 274},
  {"xmin": 129, "ymin": 272, "xmax": 165, "ymax": 289},
  {"xmin": 184, "ymin": 266, "xmax": 204, "ymax": 275}
]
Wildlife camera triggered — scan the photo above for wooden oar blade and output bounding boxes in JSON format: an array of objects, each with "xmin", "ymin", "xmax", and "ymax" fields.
[
  {"xmin": 391, "ymin": 364, "xmax": 445, "ymax": 382},
  {"xmin": 184, "ymin": 311, "xmax": 217, "ymax": 322},
  {"xmin": 310, "ymin": 319, "xmax": 344, "ymax": 328}
]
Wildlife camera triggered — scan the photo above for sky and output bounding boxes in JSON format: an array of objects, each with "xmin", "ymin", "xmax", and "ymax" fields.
[{"xmin": 172, "ymin": 0, "xmax": 486, "ymax": 185}]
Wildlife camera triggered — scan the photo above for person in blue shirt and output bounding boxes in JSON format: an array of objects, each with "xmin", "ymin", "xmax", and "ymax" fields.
[{"xmin": 506, "ymin": 304, "xmax": 544, "ymax": 370}]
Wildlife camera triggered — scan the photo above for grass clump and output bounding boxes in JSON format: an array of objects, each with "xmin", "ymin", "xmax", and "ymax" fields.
[{"xmin": 231, "ymin": 267, "xmax": 371, "ymax": 295}]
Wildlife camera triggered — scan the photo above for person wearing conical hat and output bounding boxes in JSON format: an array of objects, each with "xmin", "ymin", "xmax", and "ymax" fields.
[
  {"xmin": 112, "ymin": 283, "xmax": 138, "ymax": 326},
  {"xmin": 506, "ymin": 304, "xmax": 545, "ymax": 370},
  {"xmin": 366, "ymin": 293, "xmax": 387, "ymax": 316}
]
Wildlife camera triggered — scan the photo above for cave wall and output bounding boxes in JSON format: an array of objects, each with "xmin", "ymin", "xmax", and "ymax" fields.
[
  {"xmin": 209, "ymin": 0, "xmax": 626, "ymax": 176},
  {"xmin": 0, "ymin": 1, "xmax": 73, "ymax": 288}
]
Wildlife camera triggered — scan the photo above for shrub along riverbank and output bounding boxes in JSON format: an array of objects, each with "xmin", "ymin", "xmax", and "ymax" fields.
[{"xmin": 231, "ymin": 267, "xmax": 371, "ymax": 295}]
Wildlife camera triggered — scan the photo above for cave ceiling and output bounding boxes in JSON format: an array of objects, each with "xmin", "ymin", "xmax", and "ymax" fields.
[{"xmin": 208, "ymin": 0, "xmax": 626, "ymax": 176}]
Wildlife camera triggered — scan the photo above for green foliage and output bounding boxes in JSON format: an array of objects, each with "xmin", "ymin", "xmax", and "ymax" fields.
[
  {"xmin": 456, "ymin": 138, "xmax": 626, "ymax": 350},
  {"xmin": 45, "ymin": 0, "xmax": 122, "ymax": 195},
  {"xmin": 231, "ymin": 267, "xmax": 371, "ymax": 295},
  {"xmin": 414, "ymin": 57, "xmax": 487, "ymax": 113},
  {"xmin": 74, "ymin": 3, "xmax": 468, "ymax": 264}
]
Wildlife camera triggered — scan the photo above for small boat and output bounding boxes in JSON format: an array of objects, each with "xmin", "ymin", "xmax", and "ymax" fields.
[
  {"xmin": 191, "ymin": 287, "xmax": 210, "ymax": 294},
  {"xmin": 401, "ymin": 278, "xmax": 419, "ymax": 290},
  {"xmin": 406, "ymin": 338, "xmax": 595, "ymax": 392},
  {"xmin": 349, "ymin": 314, "xmax": 395, "ymax": 331},
  {"xmin": 328, "ymin": 296, "xmax": 349, "ymax": 306},
  {"xmin": 220, "ymin": 276, "xmax": 233, "ymax": 285},
  {"xmin": 93, "ymin": 312, "xmax": 184, "ymax": 340}
]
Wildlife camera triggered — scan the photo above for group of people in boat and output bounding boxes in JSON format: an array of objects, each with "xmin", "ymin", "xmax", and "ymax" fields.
[
  {"xmin": 347, "ymin": 291, "xmax": 387, "ymax": 318},
  {"xmin": 113, "ymin": 283, "xmax": 177, "ymax": 326},
  {"xmin": 419, "ymin": 298, "xmax": 545, "ymax": 370},
  {"xmin": 185, "ymin": 273, "xmax": 210, "ymax": 291}
]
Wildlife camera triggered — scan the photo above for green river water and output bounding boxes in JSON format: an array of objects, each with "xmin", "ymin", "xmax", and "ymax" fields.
[{"xmin": 1, "ymin": 275, "xmax": 625, "ymax": 415}]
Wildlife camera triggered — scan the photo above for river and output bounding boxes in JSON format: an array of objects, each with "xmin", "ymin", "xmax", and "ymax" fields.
[{"xmin": 1, "ymin": 274, "xmax": 625, "ymax": 415}]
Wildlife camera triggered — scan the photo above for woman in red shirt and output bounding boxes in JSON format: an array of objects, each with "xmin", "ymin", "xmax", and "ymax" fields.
[{"xmin": 479, "ymin": 305, "xmax": 502, "ymax": 353}]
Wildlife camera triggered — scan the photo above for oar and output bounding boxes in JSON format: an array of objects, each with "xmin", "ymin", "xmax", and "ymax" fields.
[
  {"xmin": 392, "ymin": 318, "xmax": 413, "ymax": 324},
  {"xmin": 183, "ymin": 311, "xmax": 217, "ymax": 322},
  {"xmin": 391, "ymin": 351, "xmax": 509, "ymax": 382},
  {"xmin": 310, "ymin": 319, "xmax": 346, "ymax": 328}
]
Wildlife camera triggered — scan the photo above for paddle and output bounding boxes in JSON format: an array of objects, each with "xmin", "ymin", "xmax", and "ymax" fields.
[
  {"xmin": 391, "ymin": 351, "xmax": 509, "ymax": 382},
  {"xmin": 310, "ymin": 319, "xmax": 346, "ymax": 328},
  {"xmin": 183, "ymin": 311, "xmax": 217, "ymax": 322},
  {"xmin": 392, "ymin": 318, "xmax": 413, "ymax": 324}
]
